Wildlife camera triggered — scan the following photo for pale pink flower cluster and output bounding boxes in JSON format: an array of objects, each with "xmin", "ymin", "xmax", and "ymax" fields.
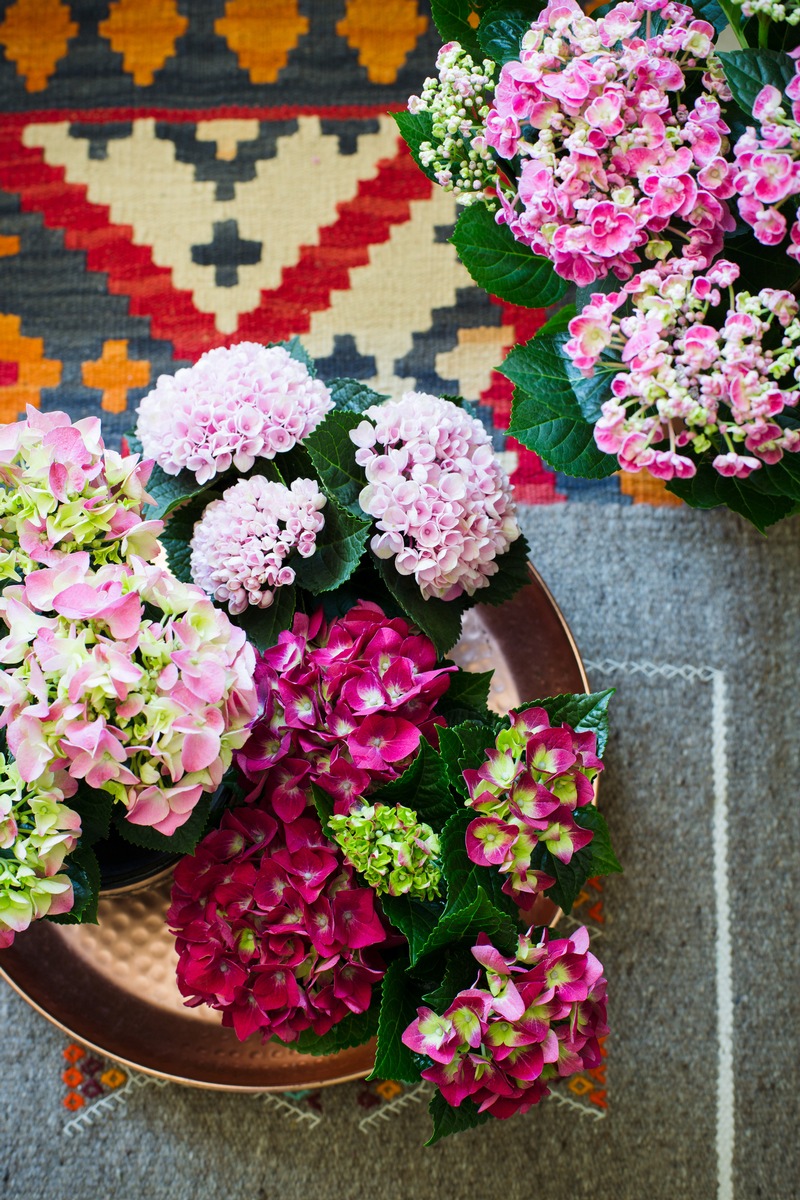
[
  {"xmin": 0, "ymin": 406, "xmax": 162, "ymax": 580},
  {"xmin": 190, "ymin": 476, "xmax": 327, "ymax": 615},
  {"xmin": 350, "ymin": 393, "xmax": 519, "ymax": 601},
  {"xmin": 483, "ymin": 0, "xmax": 735, "ymax": 285},
  {"xmin": 0, "ymin": 555, "xmax": 258, "ymax": 837},
  {"xmin": 566, "ymin": 259, "xmax": 800, "ymax": 480},
  {"xmin": 732, "ymin": 64, "xmax": 800, "ymax": 257},
  {"xmin": 0, "ymin": 756, "xmax": 80, "ymax": 948},
  {"xmin": 136, "ymin": 343, "xmax": 334, "ymax": 485}
]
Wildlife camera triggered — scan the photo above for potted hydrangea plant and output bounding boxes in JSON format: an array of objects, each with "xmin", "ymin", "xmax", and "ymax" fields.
[{"xmin": 0, "ymin": 339, "xmax": 620, "ymax": 1143}]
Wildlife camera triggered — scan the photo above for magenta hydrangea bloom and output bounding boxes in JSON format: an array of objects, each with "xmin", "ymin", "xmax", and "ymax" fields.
[
  {"xmin": 350, "ymin": 392, "xmax": 519, "ymax": 601},
  {"xmin": 480, "ymin": 0, "xmax": 734, "ymax": 285},
  {"xmin": 190, "ymin": 475, "xmax": 327, "ymax": 614},
  {"xmin": 135, "ymin": 343, "xmax": 334, "ymax": 485},
  {"xmin": 235, "ymin": 602, "xmax": 455, "ymax": 815},
  {"xmin": 732, "ymin": 71, "xmax": 800, "ymax": 256},
  {"xmin": 463, "ymin": 708, "xmax": 602, "ymax": 901},
  {"xmin": 168, "ymin": 803, "xmax": 388, "ymax": 1042},
  {"xmin": 0, "ymin": 556, "xmax": 258, "ymax": 836},
  {"xmin": 402, "ymin": 925, "xmax": 608, "ymax": 1119},
  {"xmin": 0, "ymin": 406, "xmax": 162, "ymax": 579},
  {"xmin": 565, "ymin": 258, "xmax": 800, "ymax": 481}
]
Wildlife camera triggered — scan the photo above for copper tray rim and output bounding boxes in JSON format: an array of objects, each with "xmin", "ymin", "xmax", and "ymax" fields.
[{"xmin": 0, "ymin": 562, "xmax": 590, "ymax": 1092}]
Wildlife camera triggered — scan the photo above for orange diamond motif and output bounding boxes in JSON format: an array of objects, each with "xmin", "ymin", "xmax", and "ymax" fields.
[
  {"xmin": 81, "ymin": 339, "xmax": 150, "ymax": 414},
  {"xmin": 100, "ymin": 1067, "xmax": 127, "ymax": 1089},
  {"xmin": 0, "ymin": 313, "xmax": 62, "ymax": 421},
  {"xmin": 216, "ymin": 0, "xmax": 308, "ymax": 85},
  {"xmin": 375, "ymin": 1079, "xmax": 403, "ymax": 1101},
  {"xmin": 99, "ymin": 0, "xmax": 188, "ymax": 87},
  {"xmin": 0, "ymin": 0, "xmax": 78, "ymax": 92},
  {"xmin": 337, "ymin": 0, "xmax": 428, "ymax": 85}
]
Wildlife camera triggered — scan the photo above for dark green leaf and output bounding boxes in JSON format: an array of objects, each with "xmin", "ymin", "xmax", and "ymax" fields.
[
  {"xmin": 666, "ymin": 462, "xmax": 794, "ymax": 532},
  {"xmin": 233, "ymin": 584, "xmax": 296, "ymax": 650},
  {"xmin": 416, "ymin": 886, "xmax": 518, "ymax": 963},
  {"xmin": 48, "ymin": 846, "xmax": 101, "ymax": 926},
  {"xmin": 368, "ymin": 957, "xmax": 424, "ymax": 1083},
  {"xmin": 577, "ymin": 806, "xmax": 622, "ymax": 878},
  {"xmin": 292, "ymin": 500, "xmax": 371, "ymax": 594},
  {"xmin": 326, "ymin": 377, "xmax": 389, "ymax": 414},
  {"xmin": 477, "ymin": 5, "xmax": 541, "ymax": 64},
  {"xmin": 439, "ymin": 809, "xmax": 519, "ymax": 920},
  {"xmin": 564, "ymin": 352, "xmax": 617, "ymax": 424},
  {"xmin": 544, "ymin": 807, "xmax": 621, "ymax": 913},
  {"xmin": 292, "ymin": 994, "xmax": 380, "ymax": 1056},
  {"xmin": 437, "ymin": 721, "xmax": 495, "ymax": 795},
  {"xmin": 515, "ymin": 690, "xmax": 614, "ymax": 757},
  {"xmin": 71, "ymin": 786, "xmax": 114, "ymax": 847},
  {"xmin": 310, "ymin": 782, "xmax": 335, "ymax": 840},
  {"xmin": 303, "ymin": 409, "xmax": 366, "ymax": 516},
  {"xmin": 430, "ymin": 0, "xmax": 482, "ymax": 55},
  {"xmin": 269, "ymin": 335, "xmax": 316, "ymax": 375},
  {"xmin": 724, "ymin": 231, "xmax": 800, "ymax": 295},
  {"xmin": 370, "ymin": 739, "xmax": 456, "ymax": 832},
  {"xmin": 380, "ymin": 894, "xmax": 444, "ymax": 966},
  {"xmin": 686, "ymin": 0, "xmax": 728, "ymax": 33},
  {"xmin": 437, "ymin": 665, "xmax": 494, "ymax": 724},
  {"xmin": 392, "ymin": 110, "xmax": 439, "ymax": 185},
  {"xmin": 113, "ymin": 788, "xmax": 215, "ymax": 856},
  {"xmin": 160, "ymin": 490, "xmax": 221, "ymax": 584},
  {"xmin": 422, "ymin": 945, "xmax": 480, "ymax": 1010},
  {"xmin": 426, "ymin": 1091, "xmax": 490, "ymax": 1145},
  {"xmin": 451, "ymin": 203, "xmax": 569, "ymax": 308},
  {"xmin": 371, "ymin": 554, "xmax": 466, "ymax": 657},
  {"xmin": 473, "ymin": 532, "xmax": 531, "ymax": 609},
  {"xmin": 142, "ymin": 462, "xmax": 210, "ymax": 522},
  {"xmin": 718, "ymin": 49, "xmax": 795, "ymax": 116}
]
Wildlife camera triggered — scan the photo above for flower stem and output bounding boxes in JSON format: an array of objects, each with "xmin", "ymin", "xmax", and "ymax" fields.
[
  {"xmin": 715, "ymin": 0, "xmax": 749, "ymax": 47},
  {"xmin": 758, "ymin": 13, "xmax": 771, "ymax": 47}
]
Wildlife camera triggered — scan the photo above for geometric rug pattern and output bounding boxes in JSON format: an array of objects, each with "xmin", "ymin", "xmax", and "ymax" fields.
[{"xmin": 0, "ymin": 0, "xmax": 679, "ymax": 507}]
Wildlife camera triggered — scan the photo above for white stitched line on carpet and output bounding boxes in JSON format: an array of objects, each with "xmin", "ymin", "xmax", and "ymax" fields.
[
  {"xmin": 585, "ymin": 658, "xmax": 734, "ymax": 1200},
  {"xmin": 548, "ymin": 1088, "xmax": 606, "ymax": 1121},
  {"xmin": 63, "ymin": 1072, "xmax": 168, "ymax": 1137},
  {"xmin": 358, "ymin": 1082, "xmax": 433, "ymax": 1133},
  {"xmin": 260, "ymin": 1093, "xmax": 323, "ymax": 1129}
]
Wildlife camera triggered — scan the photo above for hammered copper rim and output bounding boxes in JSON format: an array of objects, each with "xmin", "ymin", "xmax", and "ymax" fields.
[{"xmin": 0, "ymin": 564, "xmax": 591, "ymax": 1092}]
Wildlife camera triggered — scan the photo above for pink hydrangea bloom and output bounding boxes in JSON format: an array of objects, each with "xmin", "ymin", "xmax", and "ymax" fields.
[
  {"xmin": 565, "ymin": 258, "xmax": 800, "ymax": 481},
  {"xmin": 402, "ymin": 925, "xmax": 608, "ymax": 1118},
  {"xmin": 0, "ymin": 406, "xmax": 162, "ymax": 579},
  {"xmin": 135, "ymin": 343, "xmax": 333, "ymax": 485},
  {"xmin": 0, "ymin": 755, "xmax": 80, "ymax": 948},
  {"xmin": 190, "ymin": 475, "xmax": 327, "ymax": 614},
  {"xmin": 732, "ymin": 69, "xmax": 800, "ymax": 254},
  {"xmin": 0, "ymin": 557, "xmax": 258, "ymax": 837},
  {"xmin": 476, "ymin": 0, "xmax": 735, "ymax": 284},
  {"xmin": 236, "ymin": 602, "xmax": 454, "ymax": 814},
  {"xmin": 463, "ymin": 708, "xmax": 602, "ymax": 902},
  {"xmin": 350, "ymin": 392, "xmax": 519, "ymax": 601},
  {"xmin": 168, "ymin": 804, "xmax": 387, "ymax": 1042}
]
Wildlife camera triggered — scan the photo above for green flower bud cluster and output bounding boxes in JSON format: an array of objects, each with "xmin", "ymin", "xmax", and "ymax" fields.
[
  {"xmin": 738, "ymin": 0, "xmax": 800, "ymax": 23},
  {"xmin": 329, "ymin": 802, "xmax": 442, "ymax": 900},
  {"xmin": 407, "ymin": 42, "xmax": 498, "ymax": 207}
]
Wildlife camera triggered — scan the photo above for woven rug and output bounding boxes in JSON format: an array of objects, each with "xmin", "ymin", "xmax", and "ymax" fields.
[{"xmin": 0, "ymin": 5, "xmax": 798, "ymax": 1200}]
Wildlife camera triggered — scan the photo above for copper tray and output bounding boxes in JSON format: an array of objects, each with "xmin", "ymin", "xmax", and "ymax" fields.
[{"xmin": 0, "ymin": 565, "xmax": 589, "ymax": 1091}]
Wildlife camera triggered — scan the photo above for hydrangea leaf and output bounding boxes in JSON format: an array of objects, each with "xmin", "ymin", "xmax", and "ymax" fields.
[
  {"xmin": 514, "ymin": 690, "xmax": 614, "ymax": 756},
  {"xmin": 477, "ymin": 5, "xmax": 542, "ymax": 64},
  {"xmin": 368, "ymin": 956, "xmax": 426, "ymax": 1083},
  {"xmin": 370, "ymin": 554, "xmax": 467, "ymax": 657},
  {"xmin": 392, "ymin": 110, "xmax": 439, "ymax": 184},
  {"xmin": 473, "ymin": 532, "xmax": 532, "ymax": 609},
  {"xmin": 310, "ymin": 782, "xmax": 335, "ymax": 840},
  {"xmin": 160, "ymin": 491, "xmax": 222, "ymax": 585},
  {"xmin": 70, "ymin": 785, "xmax": 114, "ymax": 847},
  {"xmin": 440, "ymin": 809, "xmax": 519, "ymax": 920},
  {"xmin": 140, "ymin": 460, "xmax": 213, "ymax": 522},
  {"xmin": 718, "ymin": 49, "xmax": 795, "ymax": 117},
  {"xmin": 451, "ymin": 203, "xmax": 570, "ymax": 308},
  {"xmin": 422, "ymin": 945, "xmax": 481, "ymax": 1011},
  {"xmin": 437, "ymin": 721, "xmax": 496, "ymax": 796},
  {"xmin": 269, "ymin": 335, "xmax": 316, "ymax": 375},
  {"xmin": 292, "ymin": 499, "xmax": 371, "ymax": 595},
  {"xmin": 380, "ymin": 895, "xmax": 444, "ymax": 967},
  {"xmin": 112, "ymin": 788, "xmax": 215, "ymax": 857},
  {"xmin": 47, "ymin": 845, "xmax": 101, "ymax": 926},
  {"xmin": 724, "ymin": 231, "xmax": 800, "ymax": 294},
  {"xmin": 666, "ymin": 462, "xmax": 795, "ymax": 532},
  {"xmin": 429, "ymin": 0, "xmax": 483, "ymax": 55},
  {"xmin": 369, "ymin": 739, "xmax": 456, "ymax": 831},
  {"xmin": 506, "ymin": 371, "xmax": 618, "ymax": 479},
  {"xmin": 292, "ymin": 994, "xmax": 381, "ymax": 1056},
  {"xmin": 303, "ymin": 409, "xmax": 366, "ymax": 516},
  {"xmin": 426, "ymin": 1091, "xmax": 490, "ymax": 1146},
  {"xmin": 326, "ymin": 378, "xmax": 389, "ymax": 415},
  {"xmin": 564, "ymin": 350, "xmax": 619, "ymax": 425},
  {"xmin": 544, "ymin": 808, "xmax": 621, "ymax": 914},
  {"xmin": 436, "ymin": 665, "xmax": 494, "ymax": 725},
  {"xmin": 416, "ymin": 886, "xmax": 518, "ymax": 964},
  {"xmin": 233, "ymin": 584, "xmax": 296, "ymax": 650}
]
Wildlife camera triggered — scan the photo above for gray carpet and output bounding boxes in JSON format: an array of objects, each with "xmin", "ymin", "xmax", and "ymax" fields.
[{"xmin": 1, "ymin": 505, "xmax": 798, "ymax": 1200}]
